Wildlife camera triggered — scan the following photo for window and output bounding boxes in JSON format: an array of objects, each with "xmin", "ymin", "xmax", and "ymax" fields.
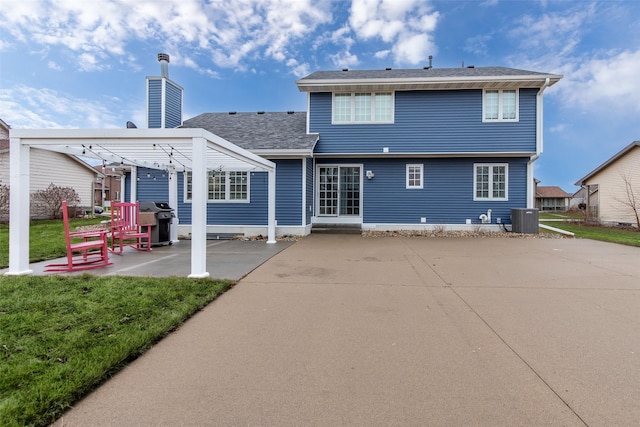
[
  {"xmin": 333, "ymin": 92, "xmax": 393, "ymax": 123},
  {"xmin": 406, "ymin": 164, "xmax": 423, "ymax": 189},
  {"xmin": 483, "ymin": 89, "xmax": 518, "ymax": 122},
  {"xmin": 474, "ymin": 164, "xmax": 508, "ymax": 200},
  {"xmin": 185, "ymin": 171, "xmax": 249, "ymax": 202}
]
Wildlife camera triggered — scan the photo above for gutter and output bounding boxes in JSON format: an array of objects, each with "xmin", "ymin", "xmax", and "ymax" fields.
[{"xmin": 527, "ymin": 77, "xmax": 551, "ymax": 208}]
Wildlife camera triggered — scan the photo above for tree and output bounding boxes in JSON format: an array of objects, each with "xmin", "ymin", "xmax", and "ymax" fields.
[
  {"xmin": 0, "ymin": 180, "xmax": 9, "ymax": 220},
  {"xmin": 617, "ymin": 172, "xmax": 640, "ymax": 230},
  {"xmin": 31, "ymin": 183, "xmax": 81, "ymax": 219}
]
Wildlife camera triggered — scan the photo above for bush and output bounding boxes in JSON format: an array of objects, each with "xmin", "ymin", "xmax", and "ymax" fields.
[
  {"xmin": 31, "ymin": 183, "xmax": 81, "ymax": 219},
  {"xmin": 0, "ymin": 180, "xmax": 8, "ymax": 222}
]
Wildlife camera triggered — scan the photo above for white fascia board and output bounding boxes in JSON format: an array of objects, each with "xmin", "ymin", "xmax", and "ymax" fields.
[
  {"xmin": 251, "ymin": 149, "xmax": 314, "ymax": 157},
  {"xmin": 312, "ymin": 151, "xmax": 535, "ymax": 159},
  {"xmin": 297, "ymin": 74, "xmax": 563, "ymax": 92}
]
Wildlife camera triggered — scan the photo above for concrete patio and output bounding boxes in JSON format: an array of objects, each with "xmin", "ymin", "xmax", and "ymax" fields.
[{"xmin": 51, "ymin": 234, "xmax": 640, "ymax": 426}]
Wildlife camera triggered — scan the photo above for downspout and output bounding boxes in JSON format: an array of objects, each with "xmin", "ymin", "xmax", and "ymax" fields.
[{"xmin": 528, "ymin": 77, "xmax": 550, "ymax": 208}]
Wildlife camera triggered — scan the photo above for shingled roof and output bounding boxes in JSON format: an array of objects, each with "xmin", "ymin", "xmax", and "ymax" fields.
[
  {"xmin": 299, "ymin": 66, "xmax": 554, "ymax": 81},
  {"xmin": 181, "ymin": 111, "xmax": 318, "ymax": 154},
  {"xmin": 536, "ymin": 186, "xmax": 572, "ymax": 198},
  {"xmin": 296, "ymin": 66, "xmax": 562, "ymax": 92}
]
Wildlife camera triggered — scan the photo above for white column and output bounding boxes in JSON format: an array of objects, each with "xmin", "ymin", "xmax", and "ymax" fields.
[
  {"xmin": 120, "ymin": 173, "xmax": 126, "ymax": 202},
  {"xmin": 130, "ymin": 166, "xmax": 137, "ymax": 202},
  {"xmin": 267, "ymin": 167, "xmax": 276, "ymax": 244},
  {"xmin": 188, "ymin": 137, "xmax": 209, "ymax": 278},
  {"xmin": 168, "ymin": 168, "xmax": 179, "ymax": 243},
  {"xmin": 6, "ymin": 138, "xmax": 32, "ymax": 275}
]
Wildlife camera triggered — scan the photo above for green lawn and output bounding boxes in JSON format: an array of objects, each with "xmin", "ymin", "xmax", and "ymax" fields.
[
  {"xmin": 540, "ymin": 221, "xmax": 640, "ymax": 247},
  {"xmin": 0, "ymin": 274, "xmax": 234, "ymax": 427},
  {"xmin": 538, "ymin": 211, "xmax": 586, "ymax": 220},
  {"xmin": 0, "ymin": 218, "xmax": 106, "ymax": 269}
]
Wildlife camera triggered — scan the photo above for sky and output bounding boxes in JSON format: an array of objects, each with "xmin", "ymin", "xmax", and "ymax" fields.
[{"xmin": 1, "ymin": 0, "xmax": 639, "ymax": 193}]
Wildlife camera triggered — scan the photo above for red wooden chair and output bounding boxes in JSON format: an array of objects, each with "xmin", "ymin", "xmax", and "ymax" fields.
[
  {"xmin": 110, "ymin": 201, "xmax": 152, "ymax": 254},
  {"xmin": 45, "ymin": 201, "xmax": 112, "ymax": 272}
]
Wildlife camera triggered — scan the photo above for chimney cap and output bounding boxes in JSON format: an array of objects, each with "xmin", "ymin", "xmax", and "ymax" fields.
[{"xmin": 158, "ymin": 53, "xmax": 170, "ymax": 63}]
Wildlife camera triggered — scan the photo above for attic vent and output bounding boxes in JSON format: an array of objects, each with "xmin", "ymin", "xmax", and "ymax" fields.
[
  {"xmin": 385, "ymin": 67, "xmax": 392, "ymax": 70},
  {"xmin": 342, "ymin": 68, "xmax": 348, "ymax": 72},
  {"xmin": 257, "ymin": 111, "xmax": 265, "ymax": 114},
  {"xmin": 228, "ymin": 111, "xmax": 237, "ymax": 115},
  {"xmin": 467, "ymin": 65, "xmax": 475, "ymax": 69},
  {"xmin": 287, "ymin": 111, "xmax": 294, "ymax": 114}
]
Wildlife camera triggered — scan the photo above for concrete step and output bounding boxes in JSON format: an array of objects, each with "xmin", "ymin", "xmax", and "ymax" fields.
[{"xmin": 311, "ymin": 224, "xmax": 362, "ymax": 235}]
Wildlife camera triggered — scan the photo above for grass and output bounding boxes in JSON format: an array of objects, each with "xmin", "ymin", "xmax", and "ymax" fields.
[
  {"xmin": 538, "ymin": 211, "xmax": 586, "ymax": 220},
  {"xmin": 541, "ymin": 220, "xmax": 640, "ymax": 247},
  {"xmin": 0, "ymin": 217, "xmax": 106, "ymax": 269},
  {"xmin": 0, "ymin": 274, "xmax": 234, "ymax": 427}
]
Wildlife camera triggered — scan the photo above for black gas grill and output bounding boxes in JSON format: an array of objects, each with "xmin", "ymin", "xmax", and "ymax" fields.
[{"xmin": 139, "ymin": 201, "xmax": 174, "ymax": 246}]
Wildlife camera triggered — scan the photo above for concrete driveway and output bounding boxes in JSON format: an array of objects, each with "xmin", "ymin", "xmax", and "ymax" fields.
[{"xmin": 54, "ymin": 235, "xmax": 640, "ymax": 426}]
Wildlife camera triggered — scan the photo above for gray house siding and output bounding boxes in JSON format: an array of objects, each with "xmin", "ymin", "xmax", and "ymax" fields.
[
  {"xmin": 309, "ymin": 89, "xmax": 537, "ymax": 154},
  {"xmin": 315, "ymin": 157, "xmax": 528, "ymax": 225}
]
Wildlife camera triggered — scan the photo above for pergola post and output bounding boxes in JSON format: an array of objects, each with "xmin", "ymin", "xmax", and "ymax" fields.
[
  {"xmin": 188, "ymin": 137, "xmax": 209, "ymax": 278},
  {"xmin": 267, "ymin": 168, "xmax": 276, "ymax": 244},
  {"xmin": 6, "ymin": 138, "xmax": 32, "ymax": 275},
  {"xmin": 168, "ymin": 168, "xmax": 179, "ymax": 244}
]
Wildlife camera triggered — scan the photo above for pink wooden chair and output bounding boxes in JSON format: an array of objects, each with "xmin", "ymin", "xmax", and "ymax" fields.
[
  {"xmin": 110, "ymin": 201, "xmax": 152, "ymax": 254},
  {"xmin": 45, "ymin": 201, "xmax": 112, "ymax": 272}
]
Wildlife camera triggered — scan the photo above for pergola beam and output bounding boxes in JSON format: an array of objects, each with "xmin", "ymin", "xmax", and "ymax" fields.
[{"xmin": 5, "ymin": 128, "xmax": 276, "ymax": 278}]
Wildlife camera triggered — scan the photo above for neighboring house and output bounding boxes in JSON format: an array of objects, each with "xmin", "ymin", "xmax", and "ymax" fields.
[
  {"xmin": 94, "ymin": 163, "xmax": 128, "ymax": 208},
  {"xmin": 140, "ymin": 65, "xmax": 560, "ymax": 235},
  {"xmin": 575, "ymin": 141, "xmax": 640, "ymax": 226},
  {"xmin": 0, "ymin": 118, "xmax": 102, "ymax": 219},
  {"xmin": 535, "ymin": 186, "xmax": 572, "ymax": 211}
]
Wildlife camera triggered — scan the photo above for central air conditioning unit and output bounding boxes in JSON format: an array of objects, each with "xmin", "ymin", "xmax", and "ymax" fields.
[{"xmin": 511, "ymin": 208, "xmax": 539, "ymax": 234}]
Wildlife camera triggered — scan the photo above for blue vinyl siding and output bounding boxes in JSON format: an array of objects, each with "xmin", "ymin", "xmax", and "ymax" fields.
[
  {"xmin": 147, "ymin": 79, "xmax": 162, "ymax": 129},
  {"xmin": 272, "ymin": 159, "xmax": 302, "ymax": 226},
  {"xmin": 316, "ymin": 157, "xmax": 528, "ymax": 225},
  {"xmin": 306, "ymin": 158, "xmax": 313, "ymax": 224},
  {"xmin": 309, "ymin": 89, "xmax": 537, "ymax": 154},
  {"xmin": 165, "ymin": 81, "xmax": 182, "ymax": 128},
  {"xmin": 136, "ymin": 167, "xmax": 169, "ymax": 202},
  {"xmin": 175, "ymin": 159, "xmax": 307, "ymax": 226}
]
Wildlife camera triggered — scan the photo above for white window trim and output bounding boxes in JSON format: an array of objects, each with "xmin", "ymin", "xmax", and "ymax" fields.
[
  {"xmin": 332, "ymin": 92, "xmax": 395, "ymax": 124},
  {"xmin": 482, "ymin": 89, "xmax": 519, "ymax": 122},
  {"xmin": 473, "ymin": 163, "xmax": 509, "ymax": 201},
  {"xmin": 406, "ymin": 164, "xmax": 424, "ymax": 189},
  {"xmin": 183, "ymin": 170, "xmax": 250, "ymax": 203}
]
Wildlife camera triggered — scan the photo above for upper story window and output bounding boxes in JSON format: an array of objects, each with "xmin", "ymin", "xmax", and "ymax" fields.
[
  {"xmin": 406, "ymin": 164, "xmax": 424, "ymax": 189},
  {"xmin": 483, "ymin": 89, "xmax": 518, "ymax": 122},
  {"xmin": 474, "ymin": 163, "xmax": 508, "ymax": 201},
  {"xmin": 333, "ymin": 92, "xmax": 394, "ymax": 124},
  {"xmin": 184, "ymin": 171, "xmax": 249, "ymax": 202}
]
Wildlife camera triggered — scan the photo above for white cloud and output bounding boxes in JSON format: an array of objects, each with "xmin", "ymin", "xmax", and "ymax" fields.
[
  {"xmin": 374, "ymin": 50, "xmax": 390, "ymax": 59},
  {"xmin": 47, "ymin": 61, "xmax": 62, "ymax": 71},
  {"xmin": 0, "ymin": 85, "xmax": 127, "ymax": 129},
  {"xmin": 348, "ymin": 0, "xmax": 439, "ymax": 65},
  {"xmin": 556, "ymin": 49, "xmax": 640, "ymax": 114},
  {"xmin": 0, "ymin": 0, "xmax": 333, "ymax": 76},
  {"xmin": 330, "ymin": 50, "xmax": 359, "ymax": 69}
]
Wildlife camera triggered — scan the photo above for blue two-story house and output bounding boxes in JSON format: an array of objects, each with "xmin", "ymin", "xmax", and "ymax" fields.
[{"xmin": 135, "ymin": 65, "xmax": 561, "ymax": 237}]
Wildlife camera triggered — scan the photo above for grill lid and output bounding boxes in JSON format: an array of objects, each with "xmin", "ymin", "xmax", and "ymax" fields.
[{"xmin": 140, "ymin": 201, "xmax": 173, "ymax": 212}]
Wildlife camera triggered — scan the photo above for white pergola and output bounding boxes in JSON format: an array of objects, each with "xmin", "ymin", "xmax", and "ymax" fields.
[{"xmin": 6, "ymin": 128, "xmax": 276, "ymax": 278}]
